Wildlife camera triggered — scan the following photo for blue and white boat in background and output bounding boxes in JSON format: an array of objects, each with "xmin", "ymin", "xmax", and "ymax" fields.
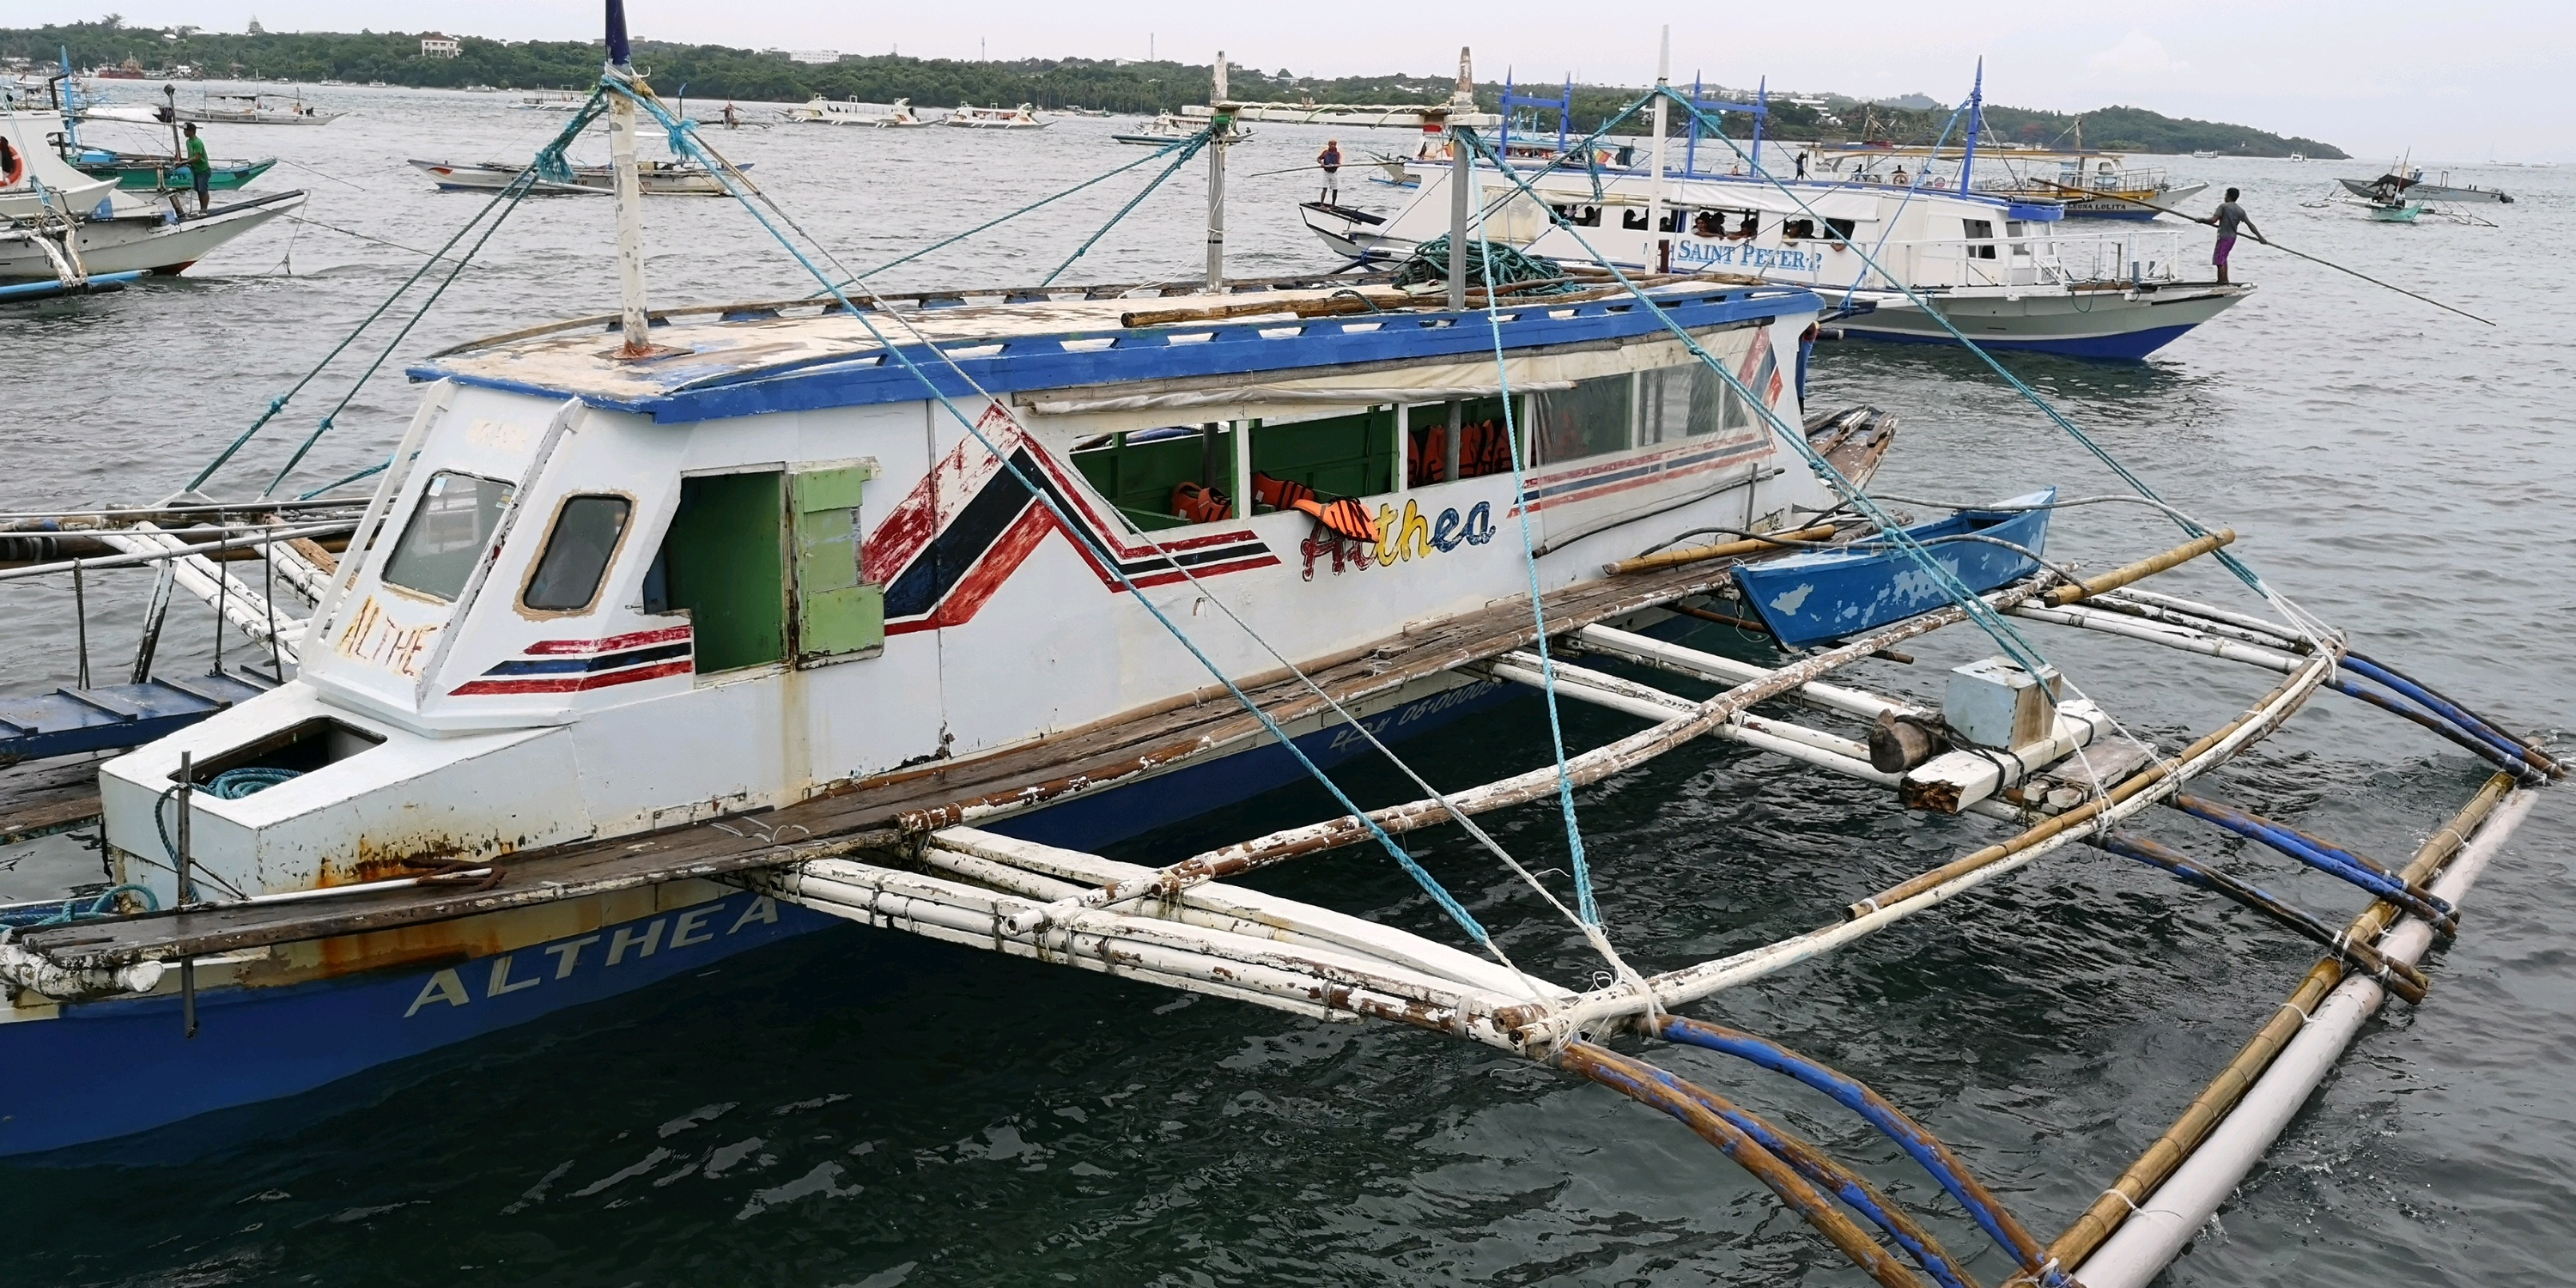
[
  {"xmin": 1304, "ymin": 60, "xmax": 2250, "ymax": 360},
  {"xmin": 1733, "ymin": 488, "xmax": 2052, "ymax": 647}
]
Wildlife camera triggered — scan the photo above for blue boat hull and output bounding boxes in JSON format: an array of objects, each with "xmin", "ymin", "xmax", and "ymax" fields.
[
  {"xmin": 0, "ymin": 677, "xmax": 1520, "ymax": 1157},
  {"xmin": 1733, "ymin": 489, "xmax": 2054, "ymax": 647},
  {"xmin": 1844, "ymin": 321, "xmax": 2201, "ymax": 361}
]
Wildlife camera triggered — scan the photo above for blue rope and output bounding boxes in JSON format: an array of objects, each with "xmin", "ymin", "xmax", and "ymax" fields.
[
  {"xmin": 207, "ymin": 767, "xmax": 301, "ymax": 799},
  {"xmin": 1461, "ymin": 160, "xmax": 1599, "ymax": 927},
  {"xmin": 0, "ymin": 883, "xmax": 159, "ymax": 928},
  {"xmin": 611, "ymin": 77, "xmax": 1493, "ymax": 945},
  {"xmin": 823, "ymin": 132, "xmax": 1209, "ymax": 293},
  {"xmin": 1460, "ymin": 129, "xmax": 2060, "ymax": 680},
  {"xmin": 1042, "ymin": 131, "xmax": 1211, "ymax": 286}
]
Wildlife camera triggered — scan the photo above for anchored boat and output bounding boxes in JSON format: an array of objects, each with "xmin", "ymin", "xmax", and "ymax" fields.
[
  {"xmin": 0, "ymin": 21, "xmax": 2555, "ymax": 1288},
  {"xmin": 784, "ymin": 96, "xmax": 933, "ymax": 128},
  {"xmin": 408, "ymin": 156, "xmax": 740, "ymax": 196},
  {"xmin": 1, "ymin": 112, "xmax": 305, "ymax": 283},
  {"xmin": 944, "ymin": 102, "xmax": 1047, "ymax": 130},
  {"xmin": 1303, "ymin": 58, "xmax": 2251, "ymax": 360}
]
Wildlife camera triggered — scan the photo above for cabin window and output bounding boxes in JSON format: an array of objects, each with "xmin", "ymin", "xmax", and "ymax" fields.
[
  {"xmin": 1637, "ymin": 364, "xmax": 1743, "ymax": 445},
  {"xmin": 1962, "ymin": 218, "xmax": 1998, "ymax": 259},
  {"xmin": 520, "ymin": 495, "xmax": 633, "ymax": 613},
  {"xmin": 381, "ymin": 471, "xmax": 513, "ymax": 602},
  {"xmin": 1826, "ymin": 217, "xmax": 1856, "ymax": 241},
  {"xmin": 1072, "ymin": 422, "xmax": 1242, "ymax": 532},
  {"xmin": 1570, "ymin": 204, "xmax": 1602, "ymax": 228},
  {"xmin": 1405, "ymin": 395, "xmax": 1516, "ymax": 486},
  {"xmin": 649, "ymin": 470, "xmax": 787, "ymax": 674},
  {"xmin": 1691, "ymin": 209, "xmax": 1723, "ymax": 238},
  {"xmin": 1528, "ymin": 374, "xmax": 1633, "ymax": 465},
  {"xmin": 1782, "ymin": 217, "xmax": 1816, "ymax": 240},
  {"xmin": 1621, "ymin": 207, "xmax": 1649, "ymax": 230}
]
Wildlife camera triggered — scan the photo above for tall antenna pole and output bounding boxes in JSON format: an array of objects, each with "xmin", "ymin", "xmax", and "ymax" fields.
[
  {"xmin": 605, "ymin": 0, "xmax": 653, "ymax": 357},
  {"xmin": 1205, "ymin": 51, "xmax": 1229, "ymax": 291},
  {"xmin": 1446, "ymin": 46, "xmax": 1476, "ymax": 312},
  {"xmin": 1647, "ymin": 28, "xmax": 1671, "ymax": 273},
  {"xmin": 1959, "ymin": 58, "xmax": 1984, "ymax": 194}
]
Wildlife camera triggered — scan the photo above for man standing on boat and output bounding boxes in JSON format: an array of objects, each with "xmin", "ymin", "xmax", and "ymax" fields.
[
  {"xmin": 2200, "ymin": 188, "xmax": 2262, "ymax": 286},
  {"xmin": 179, "ymin": 122, "xmax": 212, "ymax": 215},
  {"xmin": 1316, "ymin": 139, "xmax": 1342, "ymax": 205}
]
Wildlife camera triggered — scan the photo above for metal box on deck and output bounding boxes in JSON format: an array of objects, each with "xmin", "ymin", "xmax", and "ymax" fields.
[{"xmin": 1943, "ymin": 658, "xmax": 2062, "ymax": 750}]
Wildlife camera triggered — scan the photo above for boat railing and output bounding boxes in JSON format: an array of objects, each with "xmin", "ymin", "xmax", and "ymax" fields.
[{"xmin": 1865, "ymin": 228, "xmax": 2193, "ymax": 289}]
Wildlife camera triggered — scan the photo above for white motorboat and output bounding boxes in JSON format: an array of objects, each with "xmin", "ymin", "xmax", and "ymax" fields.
[
  {"xmin": 409, "ymin": 157, "xmax": 742, "ymax": 197},
  {"xmin": 943, "ymin": 102, "xmax": 1047, "ymax": 130},
  {"xmin": 784, "ymin": 96, "xmax": 933, "ymax": 128},
  {"xmin": 1111, "ymin": 112, "xmax": 1247, "ymax": 145}
]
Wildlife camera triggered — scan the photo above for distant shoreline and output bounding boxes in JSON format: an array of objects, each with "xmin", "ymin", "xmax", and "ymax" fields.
[{"xmin": 2, "ymin": 20, "xmax": 2350, "ymax": 160}]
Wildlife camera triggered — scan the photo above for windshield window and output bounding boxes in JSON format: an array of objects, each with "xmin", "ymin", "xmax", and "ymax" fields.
[
  {"xmin": 521, "ymin": 495, "xmax": 633, "ymax": 612},
  {"xmin": 381, "ymin": 471, "xmax": 513, "ymax": 602}
]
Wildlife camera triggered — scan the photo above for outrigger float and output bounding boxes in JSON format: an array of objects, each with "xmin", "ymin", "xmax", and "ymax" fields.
[{"xmin": 1, "ymin": 15, "xmax": 2555, "ymax": 1288}]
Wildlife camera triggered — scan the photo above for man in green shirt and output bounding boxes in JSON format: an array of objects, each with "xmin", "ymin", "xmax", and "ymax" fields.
[{"xmin": 180, "ymin": 123, "xmax": 212, "ymax": 214}]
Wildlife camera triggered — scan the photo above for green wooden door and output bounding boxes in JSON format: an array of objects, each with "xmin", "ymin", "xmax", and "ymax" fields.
[
  {"xmin": 665, "ymin": 471, "xmax": 787, "ymax": 674},
  {"xmin": 789, "ymin": 461, "xmax": 884, "ymax": 664}
]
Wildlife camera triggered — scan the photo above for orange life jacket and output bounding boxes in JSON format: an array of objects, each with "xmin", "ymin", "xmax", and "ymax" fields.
[{"xmin": 1170, "ymin": 481, "xmax": 1230, "ymax": 524}]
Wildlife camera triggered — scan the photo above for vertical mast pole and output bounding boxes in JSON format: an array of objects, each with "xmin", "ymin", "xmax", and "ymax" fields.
[
  {"xmin": 605, "ymin": 0, "xmax": 653, "ymax": 356},
  {"xmin": 1959, "ymin": 58, "xmax": 1984, "ymax": 195},
  {"xmin": 1205, "ymin": 52, "xmax": 1228, "ymax": 292},
  {"xmin": 1647, "ymin": 28, "xmax": 1671, "ymax": 272},
  {"xmin": 1445, "ymin": 46, "xmax": 1475, "ymax": 312},
  {"xmin": 1752, "ymin": 76, "xmax": 1767, "ymax": 170}
]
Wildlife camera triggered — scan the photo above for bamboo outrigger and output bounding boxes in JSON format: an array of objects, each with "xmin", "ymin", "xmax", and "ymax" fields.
[{"xmin": 0, "ymin": 11, "xmax": 2554, "ymax": 1286}]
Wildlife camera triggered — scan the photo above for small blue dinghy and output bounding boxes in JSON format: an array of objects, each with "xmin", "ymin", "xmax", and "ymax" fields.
[{"xmin": 1732, "ymin": 488, "xmax": 2056, "ymax": 647}]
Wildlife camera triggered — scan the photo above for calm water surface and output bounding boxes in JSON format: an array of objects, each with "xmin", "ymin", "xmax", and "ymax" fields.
[{"xmin": 1, "ymin": 85, "xmax": 2568, "ymax": 1287}]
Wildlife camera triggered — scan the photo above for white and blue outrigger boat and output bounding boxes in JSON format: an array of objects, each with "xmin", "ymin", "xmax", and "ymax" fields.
[
  {"xmin": 1304, "ymin": 54, "xmax": 2250, "ymax": 360},
  {"xmin": 0, "ymin": 14, "xmax": 2555, "ymax": 1288}
]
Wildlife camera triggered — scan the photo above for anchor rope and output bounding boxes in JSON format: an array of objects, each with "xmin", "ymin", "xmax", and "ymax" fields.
[{"xmin": 612, "ymin": 78, "xmax": 1517, "ymax": 958}]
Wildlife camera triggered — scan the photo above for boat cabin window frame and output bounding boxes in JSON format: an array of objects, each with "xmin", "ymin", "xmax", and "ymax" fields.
[
  {"xmin": 380, "ymin": 469, "xmax": 515, "ymax": 605},
  {"xmin": 516, "ymin": 491, "xmax": 638, "ymax": 618},
  {"xmin": 1962, "ymin": 218, "xmax": 1999, "ymax": 259}
]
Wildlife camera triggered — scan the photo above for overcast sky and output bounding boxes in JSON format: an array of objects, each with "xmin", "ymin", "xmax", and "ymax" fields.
[{"xmin": 11, "ymin": 1, "xmax": 2570, "ymax": 160}]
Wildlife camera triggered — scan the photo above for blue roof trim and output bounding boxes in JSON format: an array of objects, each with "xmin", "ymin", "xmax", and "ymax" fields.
[
  {"xmin": 2005, "ymin": 202, "xmax": 2064, "ymax": 222},
  {"xmin": 408, "ymin": 285, "xmax": 1823, "ymax": 424}
]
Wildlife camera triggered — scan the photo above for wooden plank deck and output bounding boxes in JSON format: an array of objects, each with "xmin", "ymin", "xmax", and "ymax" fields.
[{"xmin": 24, "ymin": 430, "xmax": 1893, "ymax": 970}]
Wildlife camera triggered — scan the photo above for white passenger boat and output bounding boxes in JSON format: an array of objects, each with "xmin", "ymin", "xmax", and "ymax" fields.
[
  {"xmin": 944, "ymin": 102, "xmax": 1047, "ymax": 130},
  {"xmin": 784, "ymin": 96, "xmax": 933, "ymax": 128}
]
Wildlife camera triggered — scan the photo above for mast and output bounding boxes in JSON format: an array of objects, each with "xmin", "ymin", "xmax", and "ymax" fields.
[
  {"xmin": 1959, "ymin": 58, "xmax": 1984, "ymax": 196},
  {"xmin": 1446, "ymin": 46, "xmax": 1476, "ymax": 311},
  {"xmin": 605, "ymin": 0, "xmax": 653, "ymax": 357},
  {"xmin": 1647, "ymin": 28, "xmax": 1671, "ymax": 273},
  {"xmin": 1205, "ymin": 52, "xmax": 1229, "ymax": 291},
  {"xmin": 1751, "ymin": 76, "xmax": 1767, "ymax": 170}
]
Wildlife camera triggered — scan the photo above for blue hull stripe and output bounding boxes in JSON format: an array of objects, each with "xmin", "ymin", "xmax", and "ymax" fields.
[
  {"xmin": 1843, "ymin": 320, "xmax": 2200, "ymax": 361},
  {"xmin": 0, "ymin": 676, "xmax": 1529, "ymax": 1156}
]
